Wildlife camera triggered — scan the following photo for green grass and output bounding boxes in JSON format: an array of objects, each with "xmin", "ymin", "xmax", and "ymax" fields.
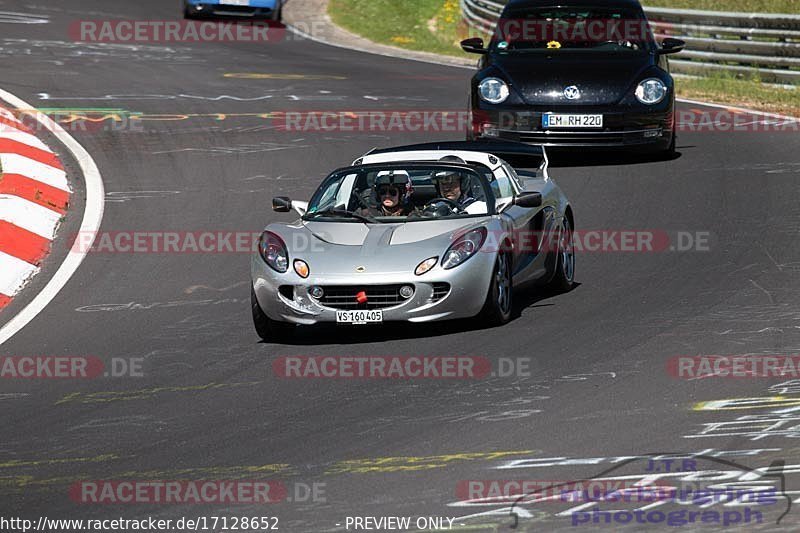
[
  {"xmin": 641, "ymin": 0, "xmax": 798, "ymax": 13},
  {"xmin": 677, "ymin": 72, "xmax": 799, "ymax": 116},
  {"xmin": 329, "ymin": 0, "xmax": 472, "ymax": 58}
]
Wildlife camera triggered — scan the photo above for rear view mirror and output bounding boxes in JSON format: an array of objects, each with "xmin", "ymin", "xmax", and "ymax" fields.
[
  {"xmin": 272, "ymin": 197, "xmax": 292, "ymax": 213},
  {"xmin": 461, "ymin": 38, "xmax": 488, "ymax": 54},
  {"xmin": 659, "ymin": 38, "xmax": 685, "ymax": 55},
  {"xmin": 514, "ymin": 192, "xmax": 542, "ymax": 208}
]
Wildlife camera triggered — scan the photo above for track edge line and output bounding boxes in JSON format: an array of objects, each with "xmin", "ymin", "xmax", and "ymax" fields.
[{"xmin": 0, "ymin": 89, "xmax": 105, "ymax": 346}]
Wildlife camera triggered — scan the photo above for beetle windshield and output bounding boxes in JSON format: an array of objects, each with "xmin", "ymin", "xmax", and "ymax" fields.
[
  {"xmin": 304, "ymin": 164, "xmax": 493, "ymax": 223},
  {"xmin": 492, "ymin": 7, "xmax": 655, "ymax": 54}
]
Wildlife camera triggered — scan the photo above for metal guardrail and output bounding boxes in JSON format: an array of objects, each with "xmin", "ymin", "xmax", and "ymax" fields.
[{"xmin": 460, "ymin": 0, "xmax": 800, "ymax": 84}]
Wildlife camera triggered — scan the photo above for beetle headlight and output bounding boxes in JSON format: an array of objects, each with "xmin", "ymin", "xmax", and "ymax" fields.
[
  {"xmin": 442, "ymin": 228, "xmax": 487, "ymax": 270},
  {"xmin": 259, "ymin": 231, "xmax": 289, "ymax": 273},
  {"xmin": 635, "ymin": 78, "xmax": 667, "ymax": 105},
  {"xmin": 479, "ymin": 78, "xmax": 509, "ymax": 104}
]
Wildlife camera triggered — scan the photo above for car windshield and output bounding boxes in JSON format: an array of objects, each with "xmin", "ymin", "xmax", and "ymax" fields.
[
  {"xmin": 303, "ymin": 164, "xmax": 493, "ymax": 223},
  {"xmin": 492, "ymin": 7, "xmax": 654, "ymax": 54}
]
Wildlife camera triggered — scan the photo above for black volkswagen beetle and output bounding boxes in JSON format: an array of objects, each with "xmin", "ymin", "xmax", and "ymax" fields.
[{"xmin": 462, "ymin": 0, "xmax": 685, "ymax": 154}]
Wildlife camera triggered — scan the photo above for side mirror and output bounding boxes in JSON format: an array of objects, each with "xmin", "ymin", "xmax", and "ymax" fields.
[
  {"xmin": 514, "ymin": 192, "xmax": 542, "ymax": 209},
  {"xmin": 658, "ymin": 38, "xmax": 685, "ymax": 55},
  {"xmin": 272, "ymin": 196, "xmax": 292, "ymax": 213},
  {"xmin": 461, "ymin": 38, "xmax": 488, "ymax": 55}
]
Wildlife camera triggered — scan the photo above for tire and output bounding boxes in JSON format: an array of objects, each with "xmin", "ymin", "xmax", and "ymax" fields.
[
  {"xmin": 664, "ymin": 130, "xmax": 677, "ymax": 156},
  {"xmin": 479, "ymin": 252, "xmax": 513, "ymax": 326},
  {"xmin": 252, "ymin": 286, "xmax": 293, "ymax": 342},
  {"xmin": 271, "ymin": 2, "xmax": 283, "ymax": 22},
  {"xmin": 547, "ymin": 216, "xmax": 575, "ymax": 292}
]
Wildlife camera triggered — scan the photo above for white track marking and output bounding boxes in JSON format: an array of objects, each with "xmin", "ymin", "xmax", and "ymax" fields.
[
  {"xmin": 0, "ymin": 252, "xmax": 40, "ymax": 297},
  {"xmin": 0, "ymin": 88, "xmax": 105, "ymax": 346},
  {"xmin": 0, "ymin": 11, "xmax": 49, "ymax": 24},
  {"xmin": 0, "ymin": 153, "xmax": 69, "ymax": 191},
  {"xmin": 0, "ymin": 195, "xmax": 62, "ymax": 238}
]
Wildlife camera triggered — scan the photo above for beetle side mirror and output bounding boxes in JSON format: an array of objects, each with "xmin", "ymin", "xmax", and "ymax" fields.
[
  {"xmin": 658, "ymin": 38, "xmax": 685, "ymax": 55},
  {"xmin": 461, "ymin": 38, "xmax": 488, "ymax": 55},
  {"xmin": 514, "ymin": 192, "xmax": 543, "ymax": 209},
  {"xmin": 272, "ymin": 196, "xmax": 292, "ymax": 213}
]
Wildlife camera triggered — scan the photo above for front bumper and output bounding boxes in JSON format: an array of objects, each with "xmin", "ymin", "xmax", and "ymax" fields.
[
  {"xmin": 472, "ymin": 107, "xmax": 674, "ymax": 148},
  {"xmin": 251, "ymin": 253, "xmax": 496, "ymax": 325}
]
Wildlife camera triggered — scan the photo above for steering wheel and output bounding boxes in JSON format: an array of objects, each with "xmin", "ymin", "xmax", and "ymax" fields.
[{"xmin": 422, "ymin": 197, "xmax": 463, "ymax": 217}]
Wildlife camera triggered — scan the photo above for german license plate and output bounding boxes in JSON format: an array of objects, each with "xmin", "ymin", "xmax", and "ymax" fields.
[
  {"xmin": 221, "ymin": 0, "xmax": 250, "ymax": 5},
  {"xmin": 543, "ymin": 114, "xmax": 603, "ymax": 128},
  {"xmin": 336, "ymin": 310, "xmax": 383, "ymax": 324}
]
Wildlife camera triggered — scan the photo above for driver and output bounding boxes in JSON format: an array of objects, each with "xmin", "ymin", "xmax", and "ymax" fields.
[
  {"xmin": 358, "ymin": 170, "xmax": 418, "ymax": 217},
  {"xmin": 433, "ymin": 156, "xmax": 476, "ymax": 210}
]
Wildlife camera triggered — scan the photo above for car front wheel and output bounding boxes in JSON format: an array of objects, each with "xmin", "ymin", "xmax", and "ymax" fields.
[
  {"xmin": 665, "ymin": 131, "xmax": 677, "ymax": 156},
  {"xmin": 252, "ymin": 286, "xmax": 293, "ymax": 342},
  {"xmin": 479, "ymin": 252, "xmax": 513, "ymax": 326}
]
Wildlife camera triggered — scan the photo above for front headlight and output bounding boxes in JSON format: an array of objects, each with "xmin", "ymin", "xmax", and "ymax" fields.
[
  {"xmin": 635, "ymin": 78, "xmax": 667, "ymax": 105},
  {"xmin": 259, "ymin": 231, "xmax": 289, "ymax": 273},
  {"xmin": 478, "ymin": 78, "xmax": 509, "ymax": 104},
  {"xmin": 442, "ymin": 228, "xmax": 487, "ymax": 269}
]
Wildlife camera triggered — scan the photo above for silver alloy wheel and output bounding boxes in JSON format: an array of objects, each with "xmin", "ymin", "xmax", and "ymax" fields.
[
  {"xmin": 496, "ymin": 253, "xmax": 511, "ymax": 314},
  {"xmin": 561, "ymin": 218, "xmax": 575, "ymax": 283}
]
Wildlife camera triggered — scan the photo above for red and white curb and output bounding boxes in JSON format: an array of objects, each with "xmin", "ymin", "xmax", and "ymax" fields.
[
  {"xmin": 0, "ymin": 88, "xmax": 104, "ymax": 346},
  {"xmin": 0, "ymin": 107, "xmax": 70, "ymax": 311}
]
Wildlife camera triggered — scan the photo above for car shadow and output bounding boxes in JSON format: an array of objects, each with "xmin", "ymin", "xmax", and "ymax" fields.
[
  {"xmin": 509, "ymin": 282, "xmax": 580, "ymax": 321},
  {"xmin": 260, "ymin": 283, "xmax": 580, "ymax": 346}
]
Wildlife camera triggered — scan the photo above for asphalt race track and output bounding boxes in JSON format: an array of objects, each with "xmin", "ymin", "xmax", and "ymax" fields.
[{"xmin": 1, "ymin": 1, "xmax": 799, "ymax": 531}]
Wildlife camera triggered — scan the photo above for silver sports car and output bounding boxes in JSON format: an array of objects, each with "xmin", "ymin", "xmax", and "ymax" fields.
[{"xmin": 251, "ymin": 141, "xmax": 574, "ymax": 341}]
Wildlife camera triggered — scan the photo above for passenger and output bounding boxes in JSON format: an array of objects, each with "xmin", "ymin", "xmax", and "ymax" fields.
[{"xmin": 358, "ymin": 171, "xmax": 418, "ymax": 217}]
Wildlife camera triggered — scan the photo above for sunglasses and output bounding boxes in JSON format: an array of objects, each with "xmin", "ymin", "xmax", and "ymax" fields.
[{"xmin": 378, "ymin": 187, "xmax": 400, "ymax": 196}]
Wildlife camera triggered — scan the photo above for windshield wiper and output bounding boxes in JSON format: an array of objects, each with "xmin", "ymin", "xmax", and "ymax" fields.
[{"xmin": 305, "ymin": 209, "xmax": 377, "ymax": 223}]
